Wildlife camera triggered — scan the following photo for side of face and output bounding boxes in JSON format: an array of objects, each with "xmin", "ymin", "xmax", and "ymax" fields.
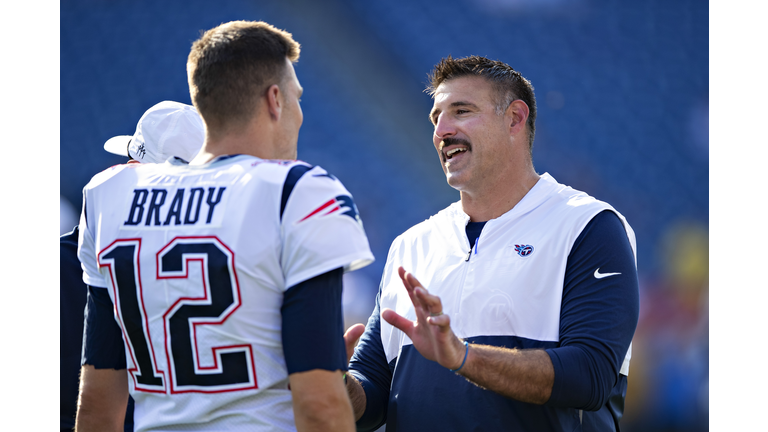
[
  {"xmin": 277, "ymin": 59, "xmax": 304, "ymax": 159},
  {"xmin": 429, "ymin": 76, "xmax": 514, "ymax": 192}
]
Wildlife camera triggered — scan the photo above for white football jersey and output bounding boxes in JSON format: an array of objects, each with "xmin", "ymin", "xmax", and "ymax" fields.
[{"xmin": 78, "ymin": 155, "xmax": 374, "ymax": 431}]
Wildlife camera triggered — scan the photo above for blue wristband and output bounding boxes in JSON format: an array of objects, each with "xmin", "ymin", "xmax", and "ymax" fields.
[{"xmin": 449, "ymin": 341, "xmax": 469, "ymax": 372}]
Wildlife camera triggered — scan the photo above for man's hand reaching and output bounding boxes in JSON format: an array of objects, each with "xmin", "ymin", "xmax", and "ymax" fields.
[{"xmin": 380, "ymin": 267, "xmax": 467, "ymax": 370}]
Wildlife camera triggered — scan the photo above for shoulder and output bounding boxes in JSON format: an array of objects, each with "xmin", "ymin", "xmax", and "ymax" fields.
[
  {"xmin": 82, "ymin": 163, "xmax": 135, "ymax": 192},
  {"xmin": 539, "ymin": 174, "xmax": 628, "ymax": 226},
  {"xmin": 277, "ymin": 161, "xmax": 361, "ymax": 223},
  {"xmin": 539, "ymin": 174, "xmax": 608, "ymax": 210},
  {"xmin": 278, "ymin": 162, "xmax": 351, "ymax": 196},
  {"xmin": 574, "ymin": 210, "xmax": 633, "ymax": 250},
  {"xmin": 542, "ymin": 174, "xmax": 636, "ymax": 255},
  {"xmin": 246, "ymin": 159, "xmax": 343, "ymax": 191},
  {"xmin": 529, "ymin": 174, "xmax": 636, "ymax": 256},
  {"xmin": 389, "ymin": 201, "xmax": 462, "ymax": 249}
]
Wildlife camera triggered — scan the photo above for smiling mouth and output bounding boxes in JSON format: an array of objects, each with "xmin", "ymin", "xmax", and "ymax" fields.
[
  {"xmin": 441, "ymin": 138, "xmax": 471, "ymax": 161},
  {"xmin": 445, "ymin": 147, "xmax": 467, "ymax": 159}
]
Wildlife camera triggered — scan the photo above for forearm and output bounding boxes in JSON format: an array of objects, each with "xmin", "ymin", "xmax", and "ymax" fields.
[
  {"xmin": 75, "ymin": 365, "xmax": 129, "ymax": 432},
  {"xmin": 75, "ymin": 406, "xmax": 125, "ymax": 432},
  {"xmin": 456, "ymin": 343, "xmax": 554, "ymax": 404},
  {"xmin": 289, "ymin": 369, "xmax": 355, "ymax": 432},
  {"xmin": 293, "ymin": 395, "xmax": 355, "ymax": 432},
  {"xmin": 345, "ymin": 372, "xmax": 367, "ymax": 421}
]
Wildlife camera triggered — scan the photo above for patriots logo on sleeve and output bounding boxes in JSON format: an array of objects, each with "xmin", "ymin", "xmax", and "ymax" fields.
[{"xmin": 299, "ymin": 195, "xmax": 362, "ymax": 225}]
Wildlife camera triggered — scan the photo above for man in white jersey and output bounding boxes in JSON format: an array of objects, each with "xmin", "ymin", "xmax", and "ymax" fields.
[
  {"xmin": 76, "ymin": 21, "xmax": 373, "ymax": 432},
  {"xmin": 345, "ymin": 56, "xmax": 639, "ymax": 431}
]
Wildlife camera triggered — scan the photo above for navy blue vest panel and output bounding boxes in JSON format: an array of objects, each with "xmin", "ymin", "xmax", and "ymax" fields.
[{"xmin": 387, "ymin": 340, "xmax": 579, "ymax": 432}]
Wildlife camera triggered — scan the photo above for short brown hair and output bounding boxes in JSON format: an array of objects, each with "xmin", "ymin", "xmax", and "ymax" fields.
[
  {"xmin": 187, "ymin": 21, "xmax": 300, "ymax": 130},
  {"xmin": 427, "ymin": 55, "xmax": 537, "ymax": 152}
]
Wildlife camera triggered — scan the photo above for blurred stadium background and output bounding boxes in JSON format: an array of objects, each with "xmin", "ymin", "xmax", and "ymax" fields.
[{"xmin": 60, "ymin": 0, "xmax": 708, "ymax": 430}]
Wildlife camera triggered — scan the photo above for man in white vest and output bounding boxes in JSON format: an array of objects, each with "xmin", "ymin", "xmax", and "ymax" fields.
[{"xmin": 345, "ymin": 55, "xmax": 639, "ymax": 432}]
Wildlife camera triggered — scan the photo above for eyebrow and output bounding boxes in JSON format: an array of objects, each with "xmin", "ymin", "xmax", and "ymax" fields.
[{"xmin": 429, "ymin": 101, "xmax": 478, "ymax": 124}]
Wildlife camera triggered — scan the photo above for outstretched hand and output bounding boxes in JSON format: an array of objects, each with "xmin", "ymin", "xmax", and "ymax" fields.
[{"xmin": 381, "ymin": 267, "xmax": 466, "ymax": 370}]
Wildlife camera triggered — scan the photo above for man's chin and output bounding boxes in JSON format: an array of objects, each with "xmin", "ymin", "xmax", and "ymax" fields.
[{"xmin": 445, "ymin": 172, "xmax": 468, "ymax": 191}]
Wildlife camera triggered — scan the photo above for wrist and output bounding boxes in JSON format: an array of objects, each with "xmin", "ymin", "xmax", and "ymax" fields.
[{"xmin": 449, "ymin": 340, "xmax": 469, "ymax": 373}]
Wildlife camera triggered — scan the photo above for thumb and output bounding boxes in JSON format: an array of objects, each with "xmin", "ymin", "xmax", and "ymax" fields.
[{"xmin": 344, "ymin": 323, "xmax": 366, "ymax": 363}]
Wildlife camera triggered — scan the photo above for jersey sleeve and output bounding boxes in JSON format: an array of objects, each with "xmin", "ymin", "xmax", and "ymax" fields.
[
  {"xmin": 279, "ymin": 165, "xmax": 374, "ymax": 289},
  {"xmin": 281, "ymin": 268, "xmax": 347, "ymax": 374},
  {"xmin": 545, "ymin": 210, "xmax": 640, "ymax": 410},
  {"xmin": 82, "ymin": 285, "xmax": 127, "ymax": 369}
]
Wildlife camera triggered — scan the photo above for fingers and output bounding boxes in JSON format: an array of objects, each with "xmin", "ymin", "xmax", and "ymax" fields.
[
  {"xmin": 426, "ymin": 313, "xmax": 451, "ymax": 327},
  {"xmin": 399, "ymin": 267, "xmax": 426, "ymax": 293},
  {"xmin": 398, "ymin": 267, "xmax": 424, "ymax": 312},
  {"xmin": 381, "ymin": 308, "xmax": 414, "ymax": 338},
  {"xmin": 413, "ymin": 286, "xmax": 444, "ymax": 320},
  {"xmin": 343, "ymin": 323, "xmax": 366, "ymax": 363},
  {"xmin": 404, "ymin": 271, "xmax": 424, "ymax": 291},
  {"xmin": 397, "ymin": 267, "xmax": 409, "ymax": 288}
]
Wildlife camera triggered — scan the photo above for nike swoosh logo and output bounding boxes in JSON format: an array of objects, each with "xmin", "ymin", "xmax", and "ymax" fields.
[{"xmin": 594, "ymin": 268, "xmax": 621, "ymax": 279}]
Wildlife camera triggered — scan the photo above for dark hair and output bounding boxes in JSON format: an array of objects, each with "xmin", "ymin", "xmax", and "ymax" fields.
[
  {"xmin": 187, "ymin": 21, "xmax": 300, "ymax": 130},
  {"xmin": 427, "ymin": 55, "xmax": 537, "ymax": 152}
]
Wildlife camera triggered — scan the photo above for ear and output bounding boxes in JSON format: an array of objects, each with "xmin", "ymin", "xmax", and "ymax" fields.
[
  {"xmin": 506, "ymin": 100, "xmax": 529, "ymax": 136},
  {"xmin": 266, "ymin": 84, "xmax": 282, "ymax": 121}
]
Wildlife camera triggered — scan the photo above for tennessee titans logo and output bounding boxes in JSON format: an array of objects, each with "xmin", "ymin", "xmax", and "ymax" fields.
[
  {"xmin": 300, "ymin": 195, "xmax": 362, "ymax": 225},
  {"xmin": 514, "ymin": 244, "xmax": 534, "ymax": 257}
]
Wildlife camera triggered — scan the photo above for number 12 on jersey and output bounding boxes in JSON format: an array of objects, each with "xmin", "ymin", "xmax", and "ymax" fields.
[{"xmin": 98, "ymin": 236, "xmax": 258, "ymax": 394}]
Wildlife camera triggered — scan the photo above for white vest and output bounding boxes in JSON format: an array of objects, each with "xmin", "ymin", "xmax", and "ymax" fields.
[{"xmin": 378, "ymin": 173, "xmax": 636, "ymax": 375}]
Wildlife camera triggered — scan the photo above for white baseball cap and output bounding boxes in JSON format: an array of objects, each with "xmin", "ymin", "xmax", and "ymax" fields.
[{"xmin": 104, "ymin": 101, "xmax": 205, "ymax": 163}]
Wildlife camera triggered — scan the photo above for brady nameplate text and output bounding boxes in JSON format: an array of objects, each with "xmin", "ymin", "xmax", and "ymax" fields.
[{"xmin": 124, "ymin": 186, "xmax": 226, "ymax": 227}]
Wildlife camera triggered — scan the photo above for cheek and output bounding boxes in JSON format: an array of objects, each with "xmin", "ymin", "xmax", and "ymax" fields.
[{"xmin": 297, "ymin": 103, "xmax": 304, "ymax": 125}]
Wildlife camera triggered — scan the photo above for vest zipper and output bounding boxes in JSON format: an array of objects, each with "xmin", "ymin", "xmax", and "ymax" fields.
[{"xmin": 465, "ymin": 236, "xmax": 479, "ymax": 262}]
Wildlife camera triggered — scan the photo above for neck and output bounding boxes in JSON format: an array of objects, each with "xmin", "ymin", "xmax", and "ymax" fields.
[
  {"xmin": 190, "ymin": 117, "xmax": 287, "ymax": 165},
  {"xmin": 459, "ymin": 166, "xmax": 539, "ymax": 222}
]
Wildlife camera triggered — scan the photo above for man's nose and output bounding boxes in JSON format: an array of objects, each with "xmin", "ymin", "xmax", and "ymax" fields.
[{"xmin": 433, "ymin": 114, "xmax": 456, "ymax": 140}]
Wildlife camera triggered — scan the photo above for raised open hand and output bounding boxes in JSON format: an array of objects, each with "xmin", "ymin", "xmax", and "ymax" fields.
[{"xmin": 380, "ymin": 267, "xmax": 466, "ymax": 370}]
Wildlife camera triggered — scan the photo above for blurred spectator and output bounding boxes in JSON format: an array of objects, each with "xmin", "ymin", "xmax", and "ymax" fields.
[
  {"xmin": 60, "ymin": 195, "xmax": 79, "ymax": 235},
  {"xmin": 624, "ymin": 221, "xmax": 709, "ymax": 432}
]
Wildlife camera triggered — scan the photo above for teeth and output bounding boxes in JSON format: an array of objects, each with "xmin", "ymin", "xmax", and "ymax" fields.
[{"xmin": 446, "ymin": 148, "xmax": 467, "ymax": 159}]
